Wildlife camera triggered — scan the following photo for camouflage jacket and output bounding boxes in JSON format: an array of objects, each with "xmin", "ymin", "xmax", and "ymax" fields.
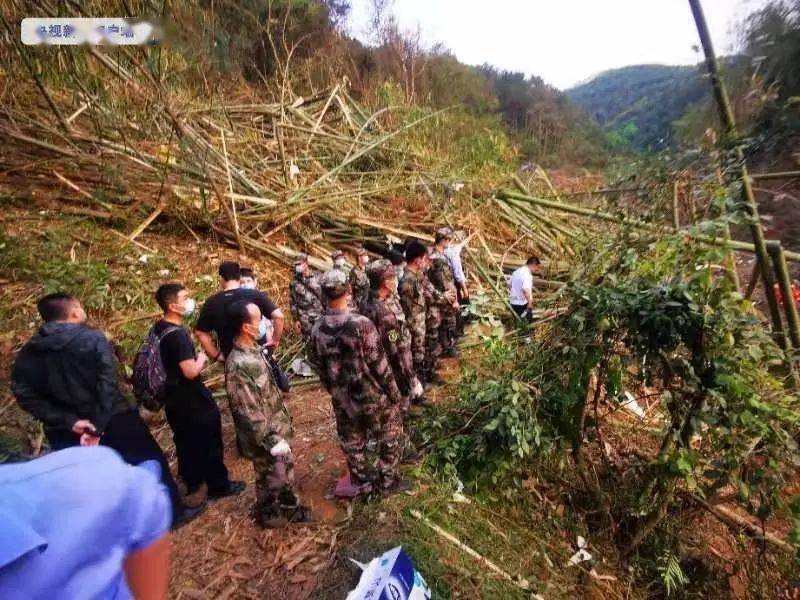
[
  {"xmin": 428, "ymin": 249, "xmax": 457, "ymax": 295},
  {"xmin": 360, "ymin": 292, "xmax": 415, "ymax": 396},
  {"xmin": 225, "ymin": 343, "xmax": 292, "ymax": 439},
  {"xmin": 308, "ymin": 309, "xmax": 402, "ymax": 422},
  {"xmin": 349, "ymin": 266, "xmax": 370, "ymax": 310},
  {"xmin": 398, "ymin": 268, "xmax": 426, "ymax": 323},
  {"xmin": 421, "ymin": 269, "xmax": 451, "ymax": 310},
  {"xmin": 289, "ymin": 273, "xmax": 323, "ymax": 335}
]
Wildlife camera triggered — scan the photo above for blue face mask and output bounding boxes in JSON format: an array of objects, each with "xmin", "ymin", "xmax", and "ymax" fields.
[{"xmin": 258, "ymin": 316, "xmax": 268, "ymax": 339}]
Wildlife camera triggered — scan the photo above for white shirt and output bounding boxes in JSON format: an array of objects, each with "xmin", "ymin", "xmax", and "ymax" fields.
[{"xmin": 509, "ymin": 265, "xmax": 534, "ymax": 306}]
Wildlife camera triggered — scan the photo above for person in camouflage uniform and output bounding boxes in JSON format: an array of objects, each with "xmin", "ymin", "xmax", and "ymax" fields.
[
  {"xmin": 428, "ymin": 227, "xmax": 460, "ymax": 358},
  {"xmin": 330, "ymin": 250, "xmax": 357, "ymax": 312},
  {"xmin": 349, "ymin": 246, "xmax": 371, "ymax": 311},
  {"xmin": 308, "ymin": 269, "xmax": 408, "ymax": 496},
  {"xmin": 421, "ymin": 257, "xmax": 449, "ymax": 386},
  {"xmin": 398, "ymin": 241, "xmax": 429, "ymax": 385},
  {"xmin": 361, "ymin": 259, "xmax": 424, "ymax": 417},
  {"xmin": 225, "ymin": 301, "xmax": 311, "ymax": 528},
  {"xmin": 289, "ymin": 253, "xmax": 323, "ymax": 339}
]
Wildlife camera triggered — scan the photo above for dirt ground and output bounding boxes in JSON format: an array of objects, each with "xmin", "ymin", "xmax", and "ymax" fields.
[{"xmin": 162, "ymin": 382, "xmax": 350, "ymax": 600}]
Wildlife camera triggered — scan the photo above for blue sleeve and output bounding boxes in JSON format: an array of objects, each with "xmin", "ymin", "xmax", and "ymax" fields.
[{"xmin": 125, "ymin": 464, "xmax": 172, "ymax": 553}]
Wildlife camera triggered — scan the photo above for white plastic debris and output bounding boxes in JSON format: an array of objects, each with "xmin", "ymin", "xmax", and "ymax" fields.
[
  {"xmin": 346, "ymin": 546, "xmax": 431, "ymax": 600},
  {"xmin": 138, "ymin": 254, "xmax": 150, "ymax": 264},
  {"xmin": 269, "ymin": 439, "xmax": 291, "ymax": 457},
  {"xmin": 568, "ymin": 535, "xmax": 592, "ymax": 566},
  {"xmin": 290, "ymin": 358, "xmax": 315, "ymax": 377},
  {"xmin": 621, "ymin": 391, "xmax": 646, "ymax": 419},
  {"xmin": 289, "ymin": 162, "xmax": 301, "ymax": 178},
  {"xmin": 452, "ymin": 182, "xmax": 464, "ymax": 191},
  {"xmin": 158, "ymin": 269, "xmax": 170, "ymax": 277},
  {"xmin": 452, "ymin": 479, "xmax": 470, "ymax": 504}
]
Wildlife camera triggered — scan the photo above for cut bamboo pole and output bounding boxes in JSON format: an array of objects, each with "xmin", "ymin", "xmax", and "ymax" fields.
[
  {"xmin": 689, "ymin": 0, "xmax": 785, "ymax": 343},
  {"xmin": 767, "ymin": 241, "xmax": 800, "ymax": 350},
  {"xmin": 498, "ymin": 190, "xmax": 800, "ymax": 263}
]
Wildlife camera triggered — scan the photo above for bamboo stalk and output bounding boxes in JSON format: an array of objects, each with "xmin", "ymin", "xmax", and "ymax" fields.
[
  {"xmin": 689, "ymin": 0, "xmax": 785, "ymax": 342},
  {"xmin": 498, "ymin": 190, "xmax": 800, "ymax": 263},
  {"xmin": 767, "ymin": 241, "xmax": 800, "ymax": 350}
]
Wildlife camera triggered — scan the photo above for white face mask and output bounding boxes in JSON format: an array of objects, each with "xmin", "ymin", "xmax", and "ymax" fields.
[
  {"xmin": 359, "ymin": 255, "xmax": 369, "ymax": 266},
  {"xmin": 241, "ymin": 281, "xmax": 256, "ymax": 290},
  {"xmin": 182, "ymin": 298, "xmax": 196, "ymax": 317},
  {"xmin": 334, "ymin": 258, "xmax": 345, "ymax": 268}
]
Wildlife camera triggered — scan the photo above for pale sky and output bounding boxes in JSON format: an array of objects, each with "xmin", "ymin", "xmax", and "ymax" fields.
[{"xmin": 346, "ymin": 0, "xmax": 770, "ymax": 89}]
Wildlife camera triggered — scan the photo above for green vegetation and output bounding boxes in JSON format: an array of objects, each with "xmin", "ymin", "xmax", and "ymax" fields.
[
  {"xmin": 567, "ymin": 64, "xmax": 710, "ymax": 150},
  {"xmin": 419, "ymin": 219, "xmax": 800, "ymax": 594}
]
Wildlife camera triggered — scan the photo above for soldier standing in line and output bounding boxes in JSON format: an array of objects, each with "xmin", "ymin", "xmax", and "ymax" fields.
[
  {"xmin": 308, "ymin": 270, "xmax": 409, "ymax": 497},
  {"xmin": 225, "ymin": 301, "xmax": 312, "ymax": 528},
  {"xmin": 289, "ymin": 253, "xmax": 323, "ymax": 340},
  {"xmin": 361, "ymin": 259, "xmax": 425, "ymax": 419},
  {"xmin": 330, "ymin": 250, "xmax": 356, "ymax": 311},
  {"xmin": 421, "ymin": 255, "xmax": 449, "ymax": 386},
  {"xmin": 428, "ymin": 227, "xmax": 461, "ymax": 358},
  {"xmin": 398, "ymin": 241, "xmax": 429, "ymax": 387},
  {"xmin": 349, "ymin": 246, "xmax": 371, "ymax": 311}
]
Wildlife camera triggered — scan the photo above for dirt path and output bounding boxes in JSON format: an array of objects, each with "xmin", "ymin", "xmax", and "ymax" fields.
[{"xmin": 165, "ymin": 382, "xmax": 348, "ymax": 600}]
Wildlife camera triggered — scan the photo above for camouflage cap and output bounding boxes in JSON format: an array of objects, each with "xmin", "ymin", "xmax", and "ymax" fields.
[
  {"xmin": 435, "ymin": 226, "xmax": 454, "ymax": 241},
  {"xmin": 366, "ymin": 259, "xmax": 395, "ymax": 289},
  {"xmin": 319, "ymin": 268, "xmax": 350, "ymax": 299}
]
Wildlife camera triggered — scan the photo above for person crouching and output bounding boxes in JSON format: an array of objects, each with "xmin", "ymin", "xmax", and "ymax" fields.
[{"xmin": 225, "ymin": 301, "xmax": 312, "ymax": 528}]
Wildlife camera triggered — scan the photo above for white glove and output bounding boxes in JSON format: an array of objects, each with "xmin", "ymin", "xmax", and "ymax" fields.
[{"xmin": 270, "ymin": 439, "xmax": 291, "ymax": 457}]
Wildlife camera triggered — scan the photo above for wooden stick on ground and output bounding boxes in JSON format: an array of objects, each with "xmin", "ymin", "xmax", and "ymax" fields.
[{"xmin": 409, "ymin": 510, "xmax": 530, "ymax": 590}]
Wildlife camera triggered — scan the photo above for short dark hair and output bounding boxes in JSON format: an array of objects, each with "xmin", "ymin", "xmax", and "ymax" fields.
[
  {"xmin": 229, "ymin": 300, "xmax": 258, "ymax": 335},
  {"xmin": 405, "ymin": 240, "xmax": 427, "ymax": 263},
  {"xmin": 218, "ymin": 261, "xmax": 240, "ymax": 281},
  {"xmin": 388, "ymin": 250, "xmax": 404, "ymax": 266},
  {"xmin": 526, "ymin": 256, "xmax": 541, "ymax": 266},
  {"xmin": 155, "ymin": 283, "xmax": 185, "ymax": 312},
  {"xmin": 37, "ymin": 292, "xmax": 76, "ymax": 322},
  {"xmin": 240, "ymin": 267, "xmax": 254, "ymax": 279}
]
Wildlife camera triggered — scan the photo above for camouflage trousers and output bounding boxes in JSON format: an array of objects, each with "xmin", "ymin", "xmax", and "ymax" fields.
[
  {"xmin": 440, "ymin": 304, "xmax": 458, "ymax": 353},
  {"xmin": 407, "ymin": 312, "xmax": 427, "ymax": 378},
  {"xmin": 338, "ymin": 405, "xmax": 404, "ymax": 492},
  {"xmin": 425, "ymin": 308, "xmax": 442, "ymax": 375},
  {"xmin": 234, "ymin": 416, "xmax": 299, "ymax": 522}
]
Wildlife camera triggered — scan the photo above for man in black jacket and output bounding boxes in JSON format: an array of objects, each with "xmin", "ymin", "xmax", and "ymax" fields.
[{"xmin": 11, "ymin": 292, "xmax": 203, "ymax": 528}]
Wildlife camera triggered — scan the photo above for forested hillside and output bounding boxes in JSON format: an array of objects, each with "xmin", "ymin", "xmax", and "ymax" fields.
[{"xmin": 567, "ymin": 63, "xmax": 709, "ymax": 150}]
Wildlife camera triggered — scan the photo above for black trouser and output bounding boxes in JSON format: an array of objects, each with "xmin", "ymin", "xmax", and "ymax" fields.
[
  {"xmin": 511, "ymin": 303, "xmax": 532, "ymax": 321},
  {"xmin": 47, "ymin": 409, "xmax": 184, "ymax": 524},
  {"xmin": 164, "ymin": 383, "xmax": 230, "ymax": 495}
]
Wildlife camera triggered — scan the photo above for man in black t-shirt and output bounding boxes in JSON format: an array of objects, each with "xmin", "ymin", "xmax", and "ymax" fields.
[
  {"xmin": 195, "ymin": 261, "xmax": 285, "ymax": 361},
  {"xmin": 155, "ymin": 283, "xmax": 245, "ymax": 501}
]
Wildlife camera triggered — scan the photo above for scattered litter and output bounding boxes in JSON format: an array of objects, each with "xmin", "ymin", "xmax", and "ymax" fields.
[
  {"xmin": 158, "ymin": 269, "xmax": 170, "ymax": 277},
  {"xmin": 452, "ymin": 479, "xmax": 470, "ymax": 504},
  {"xmin": 290, "ymin": 358, "xmax": 315, "ymax": 377},
  {"xmin": 620, "ymin": 391, "xmax": 646, "ymax": 419},
  {"xmin": 289, "ymin": 163, "xmax": 301, "ymax": 178},
  {"xmin": 138, "ymin": 254, "xmax": 150, "ymax": 263},
  {"xmin": 568, "ymin": 535, "xmax": 592, "ymax": 566},
  {"xmin": 346, "ymin": 546, "xmax": 431, "ymax": 600}
]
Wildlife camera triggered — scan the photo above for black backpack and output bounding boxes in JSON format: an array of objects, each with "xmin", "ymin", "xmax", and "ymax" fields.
[{"xmin": 132, "ymin": 325, "xmax": 179, "ymax": 411}]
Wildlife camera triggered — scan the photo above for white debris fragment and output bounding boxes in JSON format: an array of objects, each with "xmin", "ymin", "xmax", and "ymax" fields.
[{"xmin": 621, "ymin": 391, "xmax": 646, "ymax": 419}]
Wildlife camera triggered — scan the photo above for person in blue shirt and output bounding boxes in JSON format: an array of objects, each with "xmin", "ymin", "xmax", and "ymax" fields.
[{"xmin": 0, "ymin": 446, "xmax": 171, "ymax": 599}]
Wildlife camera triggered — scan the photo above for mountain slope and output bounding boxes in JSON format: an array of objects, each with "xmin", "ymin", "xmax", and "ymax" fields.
[{"xmin": 567, "ymin": 64, "xmax": 709, "ymax": 150}]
